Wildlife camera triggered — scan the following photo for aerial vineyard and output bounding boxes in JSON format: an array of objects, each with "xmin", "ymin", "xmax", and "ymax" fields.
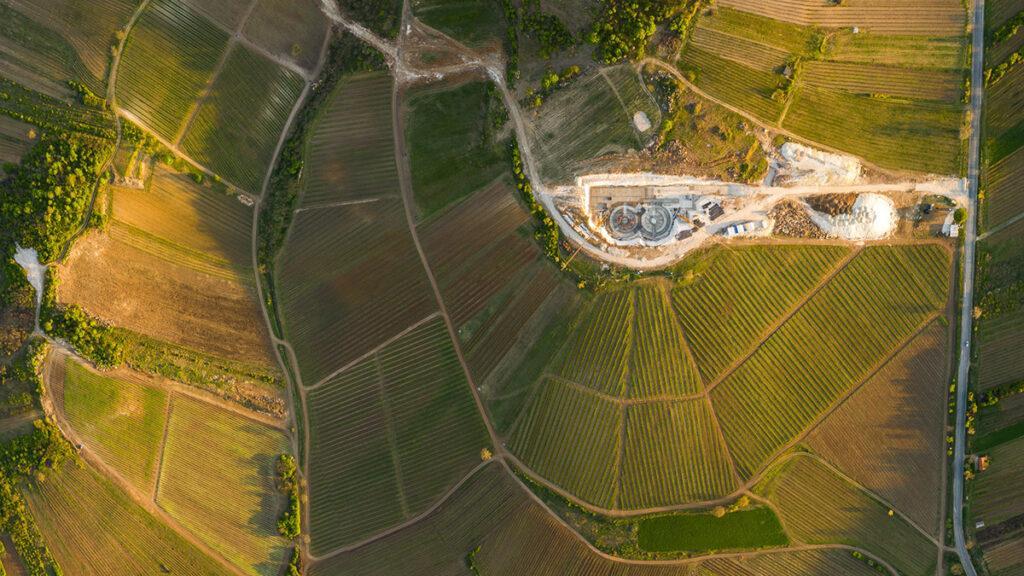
[
  {"xmin": 619, "ymin": 399, "xmax": 735, "ymax": 508},
  {"xmin": 984, "ymin": 145, "xmax": 1024, "ymax": 228},
  {"xmin": 6, "ymin": 0, "xmax": 138, "ymax": 91},
  {"xmin": 630, "ymin": 283, "xmax": 703, "ymax": 399},
  {"xmin": 242, "ymin": 0, "xmax": 328, "ymax": 72},
  {"xmin": 24, "ymin": 462, "xmax": 226, "ymax": 575},
  {"xmin": 828, "ymin": 32, "xmax": 966, "ymax": 69},
  {"xmin": 801, "ymin": 61, "xmax": 962, "ymax": 102},
  {"xmin": 0, "ymin": 116, "xmax": 36, "ymax": 172},
  {"xmin": 679, "ymin": 47, "xmax": 785, "ymax": 124},
  {"xmin": 716, "ymin": 0, "xmax": 965, "ymax": 35},
  {"xmin": 712, "ymin": 244, "xmax": 951, "ymax": 477},
  {"xmin": 405, "ymin": 80, "xmax": 508, "ymax": 218},
  {"xmin": 672, "ymin": 244, "xmax": 851, "ymax": 382},
  {"xmin": 758, "ymin": 456, "xmax": 938, "ymax": 576},
  {"xmin": 0, "ymin": 2, "xmax": 96, "ymax": 99},
  {"xmin": 688, "ymin": 27, "xmax": 790, "ymax": 73},
  {"xmin": 704, "ymin": 548, "xmax": 890, "ymax": 576},
  {"xmin": 300, "ymin": 72, "xmax": 400, "ymax": 208},
  {"xmin": 410, "ymin": 0, "xmax": 506, "ymax": 49},
  {"xmin": 181, "ymin": 44, "xmax": 305, "ymax": 192},
  {"xmin": 977, "ymin": 221, "xmax": 1024, "ymax": 389},
  {"xmin": 971, "ymin": 434, "xmax": 1024, "ymax": 527},
  {"xmin": 510, "ymin": 378, "xmax": 622, "ymax": 508},
  {"xmin": 276, "ymin": 198, "xmax": 436, "ymax": 383},
  {"xmin": 554, "ymin": 289, "xmax": 635, "ymax": 397},
  {"xmin": 985, "ymin": 63, "xmax": 1024, "ymax": 163},
  {"xmin": 157, "ymin": 394, "xmax": 289, "ymax": 575},
  {"xmin": 806, "ymin": 320, "xmax": 949, "ymax": 534},
  {"xmin": 116, "ymin": 0, "xmax": 229, "ymax": 141},
  {"xmin": 61, "ymin": 358, "xmax": 167, "ymax": 494},
  {"xmin": 179, "ymin": 0, "xmax": 250, "ymax": 28},
  {"xmin": 306, "ymin": 319, "xmax": 490, "ymax": 554}
]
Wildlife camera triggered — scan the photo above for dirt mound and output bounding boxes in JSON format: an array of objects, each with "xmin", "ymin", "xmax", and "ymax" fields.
[
  {"xmin": 807, "ymin": 193, "xmax": 858, "ymax": 216},
  {"xmin": 770, "ymin": 200, "xmax": 826, "ymax": 239}
]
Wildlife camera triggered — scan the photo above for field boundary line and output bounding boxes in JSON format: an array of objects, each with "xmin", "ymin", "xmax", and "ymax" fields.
[
  {"xmin": 543, "ymin": 373, "xmax": 705, "ymax": 406},
  {"xmin": 307, "ymin": 458, "xmax": 495, "ymax": 561},
  {"xmin": 748, "ymin": 314, "xmax": 945, "ymax": 485},
  {"xmin": 663, "ymin": 283, "xmax": 707, "ymax": 391},
  {"xmin": 705, "ymin": 246, "xmax": 861, "ymax": 392},
  {"xmin": 499, "ymin": 459, "xmax": 901, "ymax": 576},
  {"xmin": 978, "ymin": 208, "xmax": 1024, "ymax": 240},
  {"xmin": 702, "ymin": 393, "xmax": 744, "ymax": 490},
  {"xmin": 294, "ymin": 196, "xmax": 384, "ymax": 213},
  {"xmin": 152, "ymin": 393, "xmax": 175, "ymax": 504},
  {"xmin": 612, "ymin": 293, "xmax": 639, "ymax": 510},
  {"xmin": 373, "ymin": 355, "xmax": 411, "ymax": 518},
  {"xmin": 199, "ymin": 0, "xmax": 313, "ymax": 80},
  {"xmin": 303, "ymin": 312, "xmax": 442, "ymax": 390},
  {"xmin": 597, "ymin": 66, "xmax": 643, "ymax": 149}
]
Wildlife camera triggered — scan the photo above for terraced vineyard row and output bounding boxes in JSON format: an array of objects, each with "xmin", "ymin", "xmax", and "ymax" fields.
[
  {"xmin": 828, "ymin": 33, "xmax": 966, "ymax": 69},
  {"xmin": 704, "ymin": 548, "xmax": 888, "ymax": 576},
  {"xmin": 985, "ymin": 63, "xmax": 1024, "ymax": 162},
  {"xmin": 802, "ymin": 61, "xmax": 962, "ymax": 101},
  {"xmin": 983, "ymin": 144, "xmax": 1024, "ymax": 241},
  {"xmin": 631, "ymin": 284, "xmax": 702, "ymax": 399},
  {"xmin": 673, "ymin": 244, "xmax": 850, "ymax": 382},
  {"xmin": 157, "ymin": 394, "xmax": 289, "ymax": 575},
  {"xmin": 555, "ymin": 289, "xmax": 635, "ymax": 397},
  {"xmin": 717, "ymin": 0, "xmax": 965, "ymax": 35},
  {"xmin": 300, "ymin": 72, "xmax": 400, "ymax": 207},
  {"xmin": 61, "ymin": 358, "xmax": 167, "ymax": 494},
  {"xmin": 712, "ymin": 244, "xmax": 951, "ymax": 477},
  {"xmin": 806, "ymin": 321, "xmax": 949, "ymax": 533},
  {"xmin": 971, "ymin": 435, "xmax": 1024, "ymax": 526},
  {"xmin": 510, "ymin": 378, "xmax": 623, "ymax": 508},
  {"xmin": 620, "ymin": 400, "xmax": 735, "ymax": 508},
  {"xmin": 277, "ymin": 199, "xmax": 436, "ymax": 384},
  {"xmin": 688, "ymin": 27, "xmax": 790, "ymax": 73},
  {"xmin": 306, "ymin": 319, "xmax": 490, "ymax": 554},
  {"xmin": 117, "ymin": 0, "xmax": 229, "ymax": 141},
  {"xmin": 679, "ymin": 47, "xmax": 784, "ymax": 124},
  {"xmin": 758, "ymin": 456, "xmax": 938, "ymax": 576},
  {"xmin": 24, "ymin": 462, "xmax": 227, "ymax": 575}
]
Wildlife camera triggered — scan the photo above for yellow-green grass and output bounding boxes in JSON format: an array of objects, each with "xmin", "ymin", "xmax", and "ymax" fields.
[
  {"xmin": 806, "ymin": 320, "xmax": 949, "ymax": 534},
  {"xmin": 111, "ymin": 164, "xmax": 254, "ymax": 277},
  {"xmin": 984, "ymin": 141, "xmax": 1024, "ymax": 228},
  {"xmin": 712, "ymin": 244, "xmax": 950, "ymax": 477},
  {"xmin": 117, "ymin": 0, "xmax": 229, "ymax": 141},
  {"xmin": 9, "ymin": 0, "xmax": 138, "ymax": 91},
  {"xmin": 242, "ymin": 0, "xmax": 327, "ymax": 71},
  {"xmin": 554, "ymin": 282, "xmax": 703, "ymax": 398},
  {"xmin": 277, "ymin": 198, "xmax": 436, "ymax": 384},
  {"xmin": 510, "ymin": 378, "xmax": 622, "ymax": 508},
  {"xmin": 783, "ymin": 85, "xmax": 963, "ymax": 174},
  {"xmin": 672, "ymin": 244, "xmax": 851, "ymax": 382},
  {"xmin": 696, "ymin": 7, "xmax": 816, "ymax": 55},
  {"xmin": 829, "ymin": 31, "xmax": 967, "ymax": 69},
  {"xmin": 971, "ymin": 434, "xmax": 1024, "ymax": 526},
  {"xmin": 529, "ymin": 65, "xmax": 659, "ymax": 182},
  {"xmin": 62, "ymin": 359, "xmax": 166, "ymax": 494},
  {"xmin": 411, "ymin": 0, "xmax": 506, "ymax": 49},
  {"xmin": 679, "ymin": 47, "xmax": 785, "ymax": 124},
  {"xmin": 181, "ymin": 44, "xmax": 304, "ymax": 192},
  {"xmin": 157, "ymin": 394, "xmax": 289, "ymax": 575},
  {"xmin": 619, "ymin": 399, "xmax": 735, "ymax": 508},
  {"xmin": 405, "ymin": 80, "xmax": 508, "ymax": 219},
  {"xmin": 24, "ymin": 461, "xmax": 226, "ymax": 575},
  {"xmin": 306, "ymin": 319, "xmax": 490, "ymax": 554},
  {"xmin": 0, "ymin": 1, "xmax": 98, "ymax": 98},
  {"xmin": 300, "ymin": 72, "xmax": 400, "ymax": 208},
  {"xmin": 637, "ymin": 506, "xmax": 787, "ymax": 553},
  {"xmin": 758, "ymin": 455, "xmax": 937, "ymax": 576},
  {"xmin": 802, "ymin": 61, "xmax": 963, "ymax": 102}
]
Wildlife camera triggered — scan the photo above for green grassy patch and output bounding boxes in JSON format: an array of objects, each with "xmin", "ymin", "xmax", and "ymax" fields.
[
  {"xmin": 637, "ymin": 507, "xmax": 788, "ymax": 553},
  {"xmin": 974, "ymin": 419, "xmax": 1024, "ymax": 452},
  {"xmin": 406, "ymin": 80, "xmax": 507, "ymax": 218},
  {"xmin": 412, "ymin": 0, "xmax": 505, "ymax": 48}
]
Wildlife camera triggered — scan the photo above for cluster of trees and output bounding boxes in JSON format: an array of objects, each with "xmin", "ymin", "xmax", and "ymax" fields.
[
  {"xmin": 0, "ymin": 256, "xmax": 34, "ymax": 357},
  {"xmin": 0, "ymin": 78, "xmax": 114, "ymax": 139},
  {"xmin": 520, "ymin": 0, "xmax": 576, "ymax": 58},
  {"xmin": 258, "ymin": 35, "xmax": 385, "ymax": 336},
  {"xmin": 66, "ymin": 81, "xmax": 106, "ymax": 110},
  {"xmin": 0, "ymin": 418, "xmax": 73, "ymax": 576},
  {"xmin": 0, "ymin": 132, "xmax": 109, "ymax": 263},
  {"xmin": 498, "ymin": 0, "xmax": 521, "ymax": 85},
  {"xmin": 984, "ymin": 46, "xmax": 1024, "ymax": 86},
  {"xmin": 588, "ymin": 0, "xmax": 680, "ymax": 64},
  {"xmin": 527, "ymin": 65, "xmax": 582, "ymax": 107},
  {"xmin": 991, "ymin": 10, "xmax": 1024, "ymax": 46},
  {"xmin": 276, "ymin": 454, "xmax": 301, "ymax": 539},
  {"xmin": 771, "ymin": 58, "xmax": 802, "ymax": 103},
  {"xmin": 286, "ymin": 546, "xmax": 302, "ymax": 576},
  {"xmin": 40, "ymin": 270, "xmax": 122, "ymax": 367},
  {"xmin": 337, "ymin": 0, "xmax": 402, "ymax": 39},
  {"xmin": 510, "ymin": 140, "xmax": 560, "ymax": 265}
]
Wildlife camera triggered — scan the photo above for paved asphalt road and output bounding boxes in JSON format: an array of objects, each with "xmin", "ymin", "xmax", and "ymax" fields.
[{"xmin": 953, "ymin": 0, "xmax": 985, "ymax": 574}]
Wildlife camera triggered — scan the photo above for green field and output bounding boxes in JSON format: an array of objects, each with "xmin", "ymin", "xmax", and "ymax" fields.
[
  {"xmin": 117, "ymin": 0, "xmax": 229, "ymax": 140},
  {"xmin": 24, "ymin": 461, "xmax": 226, "ymax": 575},
  {"xmin": 181, "ymin": 45, "xmax": 305, "ymax": 192},
  {"xmin": 62, "ymin": 358, "xmax": 166, "ymax": 493},
  {"xmin": 637, "ymin": 507, "xmax": 788, "ymax": 553},
  {"xmin": 712, "ymin": 245, "xmax": 950, "ymax": 477},
  {"xmin": 758, "ymin": 456, "xmax": 937, "ymax": 576},
  {"xmin": 680, "ymin": 47, "xmax": 785, "ymax": 124},
  {"xmin": 157, "ymin": 394, "xmax": 289, "ymax": 575},
  {"xmin": 306, "ymin": 319, "xmax": 490, "ymax": 554},
  {"xmin": 405, "ymin": 80, "xmax": 508, "ymax": 218},
  {"xmin": 672, "ymin": 244, "xmax": 850, "ymax": 382},
  {"xmin": 411, "ymin": 0, "xmax": 506, "ymax": 49},
  {"xmin": 301, "ymin": 72, "xmax": 400, "ymax": 207},
  {"xmin": 971, "ymin": 434, "xmax": 1024, "ymax": 526}
]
